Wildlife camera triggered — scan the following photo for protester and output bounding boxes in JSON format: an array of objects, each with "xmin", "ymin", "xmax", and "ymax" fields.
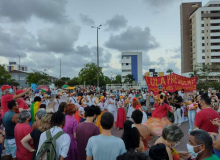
[
  {"xmin": 1, "ymin": 85, "xmax": 31, "ymax": 117},
  {"xmin": 116, "ymin": 149, "xmax": 147, "ymax": 160},
  {"xmin": 194, "ymin": 93, "xmax": 219, "ymax": 132},
  {"xmin": 63, "ymin": 104, "xmax": 78, "ymax": 160},
  {"xmin": 15, "ymin": 90, "xmax": 30, "ymax": 113},
  {"xmin": 74, "ymin": 96, "xmax": 82, "ymax": 123},
  {"xmin": 127, "ymin": 90, "xmax": 136, "ymax": 119},
  {"xmin": 209, "ymin": 118, "xmax": 220, "ymax": 158},
  {"xmin": 2, "ymin": 100, "xmax": 19, "ymax": 160},
  {"xmin": 155, "ymin": 125, "xmax": 188, "ymax": 160},
  {"xmin": 116, "ymin": 95, "xmax": 126, "ymax": 130},
  {"xmin": 37, "ymin": 111, "xmax": 71, "ymax": 159},
  {"xmin": 78, "ymin": 99, "xmax": 86, "ymax": 122},
  {"xmin": 148, "ymin": 143, "xmax": 169, "ymax": 160},
  {"xmin": 108, "ymin": 94, "xmax": 117, "ymax": 122},
  {"xmin": 14, "ymin": 110, "xmax": 33, "ymax": 160},
  {"xmin": 122, "ymin": 120, "xmax": 145, "ymax": 152},
  {"xmin": 52, "ymin": 95, "xmax": 61, "ymax": 112},
  {"xmin": 31, "ymin": 108, "xmax": 46, "ymax": 130},
  {"xmin": 132, "ymin": 110, "xmax": 157, "ymax": 152},
  {"xmin": 86, "ymin": 112, "xmax": 126, "ymax": 160},
  {"xmin": 41, "ymin": 94, "xmax": 50, "ymax": 108},
  {"xmin": 21, "ymin": 113, "xmax": 52, "ymax": 160},
  {"xmin": 145, "ymin": 94, "xmax": 173, "ymax": 135},
  {"xmin": 149, "ymin": 90, "xmax": 155, "ymax": 113},
  {"xmin": 172, "ymin": 91, "xmax": 183, "ymax": 126},
  {"xmin": 188, "ymin": 130, "xmax": 219, "ymax": 160},
  {"xmin": 30, "ymin": 96, "xmax": 41, "ymax": 124},
  {"xmin": 76, "ymin": 105, "xmax": 101, "ymax": 160},
  {"xmin": 68, "ymin": 92, "xmax": 77, "ymax": 104}
]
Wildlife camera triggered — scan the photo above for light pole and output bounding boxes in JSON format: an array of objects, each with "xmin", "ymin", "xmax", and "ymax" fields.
[
  {"xmin": 91, "ymin": 25, "xmax": 102, "ymax": 87},
  {"xmin": 17, "ymin": 55, "xmax": 21, "ymax": 87}
]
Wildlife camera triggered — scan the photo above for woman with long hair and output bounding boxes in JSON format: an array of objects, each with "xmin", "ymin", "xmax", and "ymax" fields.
[
  {"xmin": 122, "ymin": 120, "xmax": 145, "ymax": 152},
  {"xmin": 63, "ymin": 104, "xmax": 78, "ymax": 160},
  {"xmin": 21, "ymin": 113, "xmax": 53, "ymax": 160}
]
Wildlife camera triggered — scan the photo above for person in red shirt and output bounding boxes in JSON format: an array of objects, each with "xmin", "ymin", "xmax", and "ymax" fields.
[
  {"xmin": 15, "ymin": 90, "xmax": 30, "ymax": 114},
  {"xmin": 194, "ymin": 93, "xmax": 220, "ymax": 133},
  {"xmin": 1, "ymin": 85, "xmax": 31, "ymax": 117},
  {"xmin": 145, "ymin": 94, "xmax": 174, "ymax": 135},
  {"xmin": 14, "ymin": 110, "xmax": 33, "ymax": 160}
]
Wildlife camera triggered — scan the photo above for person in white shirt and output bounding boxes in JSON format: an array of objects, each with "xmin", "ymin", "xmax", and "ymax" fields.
[
  {"xmin": 52, "ymin": 95, "xmax": 61, "ymax": 112},
  {"xmin": 68, "ymin": 92, "xmax": 77, "ymax": 104},
  {"xmin": 37, "ymin": 111, "xmax": 71, "ymax": 159},
  {"xmin": 61, "ymin": 92, "xmax": 68, "ymax": 103},
  {"xmin": 108, "ymin": 94, "xmax": 117, "ymax": 122},
  {"xmin": 78, "ymin": 99, "xmax": 87, "ymax": 122},
  {"xmin": 41, "ymin": 94, "xmax": 50, "ymax": 108},
  {"xmin": 127, "ymin": 90, "xmax": 136, "ymax": 119}
]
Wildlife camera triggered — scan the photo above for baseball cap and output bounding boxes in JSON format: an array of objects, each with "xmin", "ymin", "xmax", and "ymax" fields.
[
  {"xmin": 16, "ymin": 89, "xmax": 24, "ymax": 95},
  {"xmin": 1, "ymin": 85, "xmax": 11, "ymax": 92}
]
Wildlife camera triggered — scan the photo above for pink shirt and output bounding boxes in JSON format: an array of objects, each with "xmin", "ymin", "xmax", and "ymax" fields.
[{"xmin": 1, "ymin": 94, "xmax": 14, "ymax": 117}]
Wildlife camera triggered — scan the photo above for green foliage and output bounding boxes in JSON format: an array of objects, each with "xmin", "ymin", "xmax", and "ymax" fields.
[
  {"xmin": 68, "ymin": 77, "xmax": 80, "ymax": 86},
  {"xmin": 60, "ymin": 77, "xmax": 70, "ymax": 82},
  {"xmin": 54, "ymin": 79, "xmax": 65, "ymax": 88},
  {"xmin": 0, "ymin": 65, "xmax": 19, "ymax": 86},
  {"xmin": 124, "ymin": 74, "xmax": 135, "ymax": 84},
  {"xmin": 112, "ymin": 75, "xmax": 122, "ymax": 84},
  {"xmin": 166, "ymin": 69, "xmax": 174, "ymax": 74},
  {"xmin": 26, "ymin": 72, "xmax": 50, "ymax": 85},
  {"xmin": 78, "ymin": 62, "xmax": 104, "ymax": 86}
]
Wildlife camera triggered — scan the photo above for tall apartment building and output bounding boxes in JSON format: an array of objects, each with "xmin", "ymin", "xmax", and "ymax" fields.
[
  {"xmin": 181, "ymin": 1, "xmax": 220, "ymax": 77},
  {"xmin": 121, "ymin": 52, "xmax": 142, "ymax": 84}
]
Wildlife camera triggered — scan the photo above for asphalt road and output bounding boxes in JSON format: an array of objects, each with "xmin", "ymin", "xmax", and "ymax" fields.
[{"xmin": 111, "ymin": 121, "xmax": 189, "ymax": 152}]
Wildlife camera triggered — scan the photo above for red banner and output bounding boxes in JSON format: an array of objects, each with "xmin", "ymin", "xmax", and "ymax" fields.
[{"xmin": 144, "ymin": 73, "xmax": 197, "ymax": 93}]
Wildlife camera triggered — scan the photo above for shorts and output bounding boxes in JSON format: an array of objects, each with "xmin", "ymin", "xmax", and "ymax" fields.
[
  {"xmin": 4, "ymin": 138, "xmax": 16, "ymax": 158},
  {"xmin": 150, "ymin": 102, "xmax": 154, "ymax": 106}
]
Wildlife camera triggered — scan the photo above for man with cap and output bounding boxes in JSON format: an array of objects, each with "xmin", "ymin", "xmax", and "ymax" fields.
[
  {"xmin": 1, "ymin": 85, "xmax": 31, "ymax": 117},
  {"xmin": 16, "ymin": 90, "xmax": 30, "ymax": 114},
  {"xmin": 108, "ymin": 94, "xmax": 117, "ymax": 122}
]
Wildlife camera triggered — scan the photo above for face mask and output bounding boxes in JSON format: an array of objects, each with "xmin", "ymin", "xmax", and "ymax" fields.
[
  {"xmin": 212, "ymin": 99, "xmax": 215, "ymax": 102},
  {"xmin": 186, "ymin": 143, "xmax": 202, "ymax": 159}
]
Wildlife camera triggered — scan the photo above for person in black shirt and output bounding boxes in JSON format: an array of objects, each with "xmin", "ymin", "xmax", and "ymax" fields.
[{"xmin": 172, "ymin": 91, "xmax": 183, "ymax": 126}]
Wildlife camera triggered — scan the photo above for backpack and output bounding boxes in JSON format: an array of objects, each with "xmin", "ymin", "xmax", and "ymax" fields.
[{"xmin": 35, "ymin": 130, "xmax": 64, "ymax": 160}]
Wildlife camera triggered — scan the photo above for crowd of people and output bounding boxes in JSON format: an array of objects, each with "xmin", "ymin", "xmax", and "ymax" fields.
[{"xmin": 0, "ymin": 84, "xmax": 220, "ymax": 160}]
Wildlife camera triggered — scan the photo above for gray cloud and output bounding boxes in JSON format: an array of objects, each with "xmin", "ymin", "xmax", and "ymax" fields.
[
  {"xmin": 0, "ymin": 0, "xmax": 68, "ymax": 23},
  {"xmin": 166, "ymin": 47, "xmax": 181, "ymax": 59},
  {"xmin": 143, "ymin": 0, "xmax": 176, "ymax": 8},
  {"xmin": 37, "ymin": 23, "xmax": 81, "ymax": 54},
  {"xmin": 79, "ymin": 14, "xmax": 95, "ymax": 26},
  {"xmin": 105, "ymin": 15, "xmax": 128, "ymax": 31},
  {"xmin": 105, "ymin": 26, "xmax": 159, "ymax": 51}
]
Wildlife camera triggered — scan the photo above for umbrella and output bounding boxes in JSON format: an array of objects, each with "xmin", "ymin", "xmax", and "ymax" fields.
[
  {"xmin": 63, "ymin": 85, "xmax": 68, "ymax": 88},
  {"xmin": 36, "ymin": 85, "xmax": 49, "ymax": 91},
  {"xmin": 67, "ymin": 86, "xmax": 75, "ymax": 90}
]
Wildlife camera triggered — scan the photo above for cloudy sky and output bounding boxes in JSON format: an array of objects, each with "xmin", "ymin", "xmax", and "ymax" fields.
[{"xmin": 0, "ymin": 0, "xmax": 215, "ymax": 78}]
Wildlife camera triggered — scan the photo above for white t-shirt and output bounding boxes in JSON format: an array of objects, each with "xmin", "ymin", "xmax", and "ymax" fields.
[
  {"xmin": 98, "ymin": 102, "xmax": 106, "ymax": 111},
  {"xmin": 79, "ymin": 106, "xmax": 85, "ymax": 116},
  {"xmin": 108, "ymin": 99, "xmax": 116, "ymax": 111},
  {"xmin": 128, "ymin": 93, "xmax": 135, "ymax": 103},
  {"xmin": 68, "ymin": 97, "xmax": 77, "ymax": 104},
  {"xmin": 142, "ymin": 111, "xmax": 148, "ymax": 124},
  {"xmin": 117, "ymin": 101, "xmax": 124, "ymax": 108},
  {"xmin": 53, "ymin": 99, "xmax": 60, "ymax": 112},
  {"xmin": 37, "ymin": 127, "xmax": 70, "ymax": 159}
]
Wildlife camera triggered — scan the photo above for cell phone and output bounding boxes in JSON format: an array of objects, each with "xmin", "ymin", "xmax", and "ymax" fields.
[{"xmin": 208, "ymin": 117, "xmax": 213, "ymax": 121}]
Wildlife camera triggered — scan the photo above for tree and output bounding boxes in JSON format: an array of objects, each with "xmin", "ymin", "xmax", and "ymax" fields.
[
  {"xmin": 26, "ymin": 71, "xmax": 50, "ymax": 85},
  {"xmin": 112, "ymin": 75, "xmax": 122, "ymax": 84},
  {"xmin": 68, "ymin": 77, "xmax": 80, "ymax": 86},
  {"xmin": 54, "ymin": 79, "xmax": 65, "ymax": 88},
  {"xmin": 78, "ymin": 62, "xmax": 103, "ymax": 86},
  {"xmin": 61, "ymin": 77, "xmax": 70, "ymax": 82},
  {"xmin": 0, "ymin": 65, "xmax": 19, "ymax": 86},
  {"xmin": 166, "ymin": 69, "xmax": 174, "ymax": 74},
  {"xmin": 124, "ymin": 74, "xmax": 135, "ymax": 84}
]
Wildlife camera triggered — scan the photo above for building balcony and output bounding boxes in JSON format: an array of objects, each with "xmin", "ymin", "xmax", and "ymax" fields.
[
  {"xmin": 210, "ymin": 20, "xmax": 220, "ymax": 23},
  {"xmin": 121, "ymin": 58, "xmax": 131, "ymax": 64}
]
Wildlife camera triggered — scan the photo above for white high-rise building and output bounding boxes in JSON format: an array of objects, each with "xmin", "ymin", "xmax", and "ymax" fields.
[
  {"xmin": 181, "ymin": 1, "xmax": 220, "ymax": 78},
  {"xmin": 121, "ymin": 52, "xmax": 142, "ymax": 84}
]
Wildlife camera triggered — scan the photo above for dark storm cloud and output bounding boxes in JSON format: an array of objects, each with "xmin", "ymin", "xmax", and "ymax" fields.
[
  {"xmin": 0, "ymin": 0, "xmax": 68, "ymax": 23},
  {"xmin": 37, "ymin": 23, "xmax": 81, "ymax": 54},
  {"xmin": 79, "ymin": 14, "xmax": 95, "ymax": 26},
  {"xmin": 105, "ymin": 15, "xmax": 128, "ymax": 31},
  {"xmin": 105, "ymin": 26, "xmax": 159, "ymax": 51}
]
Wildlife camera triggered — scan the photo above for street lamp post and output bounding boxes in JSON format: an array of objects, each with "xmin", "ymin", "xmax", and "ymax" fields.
[
  {"xmin": 91, "ymin": 25, "xmax": 102, "ymax": 87},
  {"xmin": 17, "ymin": 55, "xmax": 21, "ymax": 87}
]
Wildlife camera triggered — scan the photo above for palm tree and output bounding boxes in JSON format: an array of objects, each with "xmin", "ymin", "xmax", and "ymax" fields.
[{"xmin": 166, "ymin": 69, "xmax": 174, "ymax": 74}]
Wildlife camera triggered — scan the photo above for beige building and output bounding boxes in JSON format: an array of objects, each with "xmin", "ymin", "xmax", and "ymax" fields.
[{"xmin": 181, "ymin": 1, "xmax": 220, "ymax": 79}]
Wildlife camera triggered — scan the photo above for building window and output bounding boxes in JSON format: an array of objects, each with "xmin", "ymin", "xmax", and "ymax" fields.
[
  {"xmin": 202, "ymin": 30, "xmax": 204, "ymax": 33},
  {"xmin": 207, "ymin": 36, "xmax": 209, "ymax": 39},
  {"xmin": 202, "ymin": 56, "xmax": 205, "ymax": 59},
  {"xmin": 207, "ymin": 24, "xmax": 208, "ymax": 26},
  {"xmin": 202, "ymin": 37, "xmax": 204, "ymax": 40},
  {"xmin": 201, "ymin": 11, "xmax": 204, "ymax": 14},
  {"xmin": 202, "ymin": 50, "xmax": 205, "ymax": 53},
  {"xmin": 202, "ymin": 43, "xmax": 205, "ymax": 46},
  {"xmin": 126, "ymin": 63, "xmax": 129, "ymax": 65},
  {"xmin": 122, "ymin": 70, "xmax": 131, "ymax": 72},
  {"xmin": 201, "ymin": 24, "xmax": 204, "ymax": 27},
  {"xmin": 207, "ymin": 56, "xmax": 209, "ymax": 58}
]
